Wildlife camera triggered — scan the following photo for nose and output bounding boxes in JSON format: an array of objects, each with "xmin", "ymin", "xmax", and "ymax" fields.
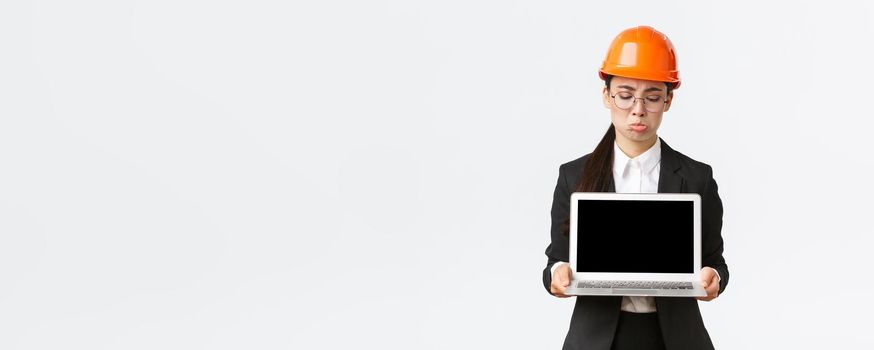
[{"xmin": 630, "ymin": 97, "xmax": 647, "ymax": 117}]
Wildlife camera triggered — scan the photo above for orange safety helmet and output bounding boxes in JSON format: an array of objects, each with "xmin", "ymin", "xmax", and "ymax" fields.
[{"xmin": 599, "ymin": 26, "xmax": 680, "ymax": 89}]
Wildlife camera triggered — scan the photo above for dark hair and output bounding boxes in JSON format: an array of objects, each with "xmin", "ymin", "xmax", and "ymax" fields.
[{"xmin": 560, "ymin": 75, "xmax": 673, "ymax": 237}]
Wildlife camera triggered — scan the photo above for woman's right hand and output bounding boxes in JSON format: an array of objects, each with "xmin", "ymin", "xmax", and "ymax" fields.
[{"xmin": 550, "ymin": 263, "xmax": 573, "ymax": 298}]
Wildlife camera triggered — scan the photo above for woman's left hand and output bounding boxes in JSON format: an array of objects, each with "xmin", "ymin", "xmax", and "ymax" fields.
[{"xmin": 695, "ymin": 267, "xmax": 720, "ymax": 301}]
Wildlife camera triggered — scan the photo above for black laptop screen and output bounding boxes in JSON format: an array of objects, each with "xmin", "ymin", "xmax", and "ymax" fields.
[{"xmin": 576, "ymin": 199, "xmax": 693, "ymax": 273}]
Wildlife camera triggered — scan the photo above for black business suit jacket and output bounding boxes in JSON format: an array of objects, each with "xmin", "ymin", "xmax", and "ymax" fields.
[{"xmin": 542, "ymin": 138, "xmax": 729, "ymax": 350}]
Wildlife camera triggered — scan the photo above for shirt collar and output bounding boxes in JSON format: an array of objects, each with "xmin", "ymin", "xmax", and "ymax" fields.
[{"xmin": 613, "ymin": 138, "xmax": 662, "ymax": 175}]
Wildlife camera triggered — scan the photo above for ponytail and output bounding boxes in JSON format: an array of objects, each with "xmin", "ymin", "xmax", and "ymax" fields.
[
  {"xmin": 561, "ymin": 124, "xmax": 616, "ymax": 237},
  {"xmin": 580, "ymin": 74, "xmax": 618, "ymax": 192},
  {"xmin": 577, "ymin": 125, "xmax": 616, "ymax": 193}
]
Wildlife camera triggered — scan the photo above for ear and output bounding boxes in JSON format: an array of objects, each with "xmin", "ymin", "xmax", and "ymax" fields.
[
  {"xmin": 602, "ymin": 87, "xmax": 612, "ymax": 109},
  {"xmin": 663, "ymin": 91, "xmax": 674, "ymax": 112}
]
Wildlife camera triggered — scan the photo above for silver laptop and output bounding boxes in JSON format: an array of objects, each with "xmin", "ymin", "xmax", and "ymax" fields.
[{"xmin": 565, "ymin": 192, "xmax": 706, "ymax": 297}]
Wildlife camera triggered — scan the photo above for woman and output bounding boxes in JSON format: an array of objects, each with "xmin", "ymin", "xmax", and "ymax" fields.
[{"xmin": 541, "ymin": 26, "xmax": 730, "ymax": 350}]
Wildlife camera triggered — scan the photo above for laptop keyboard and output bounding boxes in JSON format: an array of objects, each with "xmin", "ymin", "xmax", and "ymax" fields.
[{"xmin": 577, "ymin": 280, "xmax": 693, "ymax": 289}]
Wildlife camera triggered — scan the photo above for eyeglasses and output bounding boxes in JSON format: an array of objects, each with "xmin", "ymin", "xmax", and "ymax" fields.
[{"xmin": 609, "ymin": 91, "xmax": 669, "ymax": 113}]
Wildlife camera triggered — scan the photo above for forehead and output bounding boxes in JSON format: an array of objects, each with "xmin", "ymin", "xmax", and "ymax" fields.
[{"xmin": 610, "ymin": 76, "xmax": 668, "ymax": 91}]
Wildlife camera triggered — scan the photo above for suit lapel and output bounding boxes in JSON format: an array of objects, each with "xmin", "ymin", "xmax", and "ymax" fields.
[
  {"xmin": 657, "ymin": 138, "xmax": 684, "ymax": 193},
  {"xmin": 654, "ymin": 139, "xmax": 694, "ymax": 349}
]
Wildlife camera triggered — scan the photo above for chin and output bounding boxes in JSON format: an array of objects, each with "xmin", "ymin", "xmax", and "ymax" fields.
[{"xmin": 624, "ymin": 131, "xmax": 653, "ymax": 141}]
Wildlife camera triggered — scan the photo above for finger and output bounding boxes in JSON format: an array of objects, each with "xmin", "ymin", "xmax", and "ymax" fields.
[
  {"xmin": 706, "ymin": 274, "xmax": 718, "ymax": 291},
  {"xmin": 555, "ymin": 281, "xmax": 567, "ymax": 294},
  {"xmin": 563, "ymin": 267, "xmax": 572, "ymax": 286},
  {"xmin": 700, "ymin": 268, "xmax": 713, "ymax": 286},
  {"xmin": 697, "ymin": 280, "xmax": 719, "ymax": 301},
  {"xmin": 551, "ymin": 280, "xmax": 566, "ymax": 294},
  {"xmin": 551, "ymin": 284, "xmax": 568, "ymax": 297},
  {"xmin": 708, "ymin": 283, "xmax": 719, "ymax": 297},
  {"xmin": 555, "ymin": 267, "xmax": 570, "ymax": 287}
]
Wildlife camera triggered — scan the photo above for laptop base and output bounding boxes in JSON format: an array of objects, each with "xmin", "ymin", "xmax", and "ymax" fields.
[{"xmin": 565, "ymin": 286, "xmax": 706, "ymax": 297}]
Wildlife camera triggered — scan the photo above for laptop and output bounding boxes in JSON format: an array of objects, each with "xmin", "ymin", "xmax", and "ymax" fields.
[{"xmin": 564, "ymin": 192, "xmax": 707, "ymax": 297}]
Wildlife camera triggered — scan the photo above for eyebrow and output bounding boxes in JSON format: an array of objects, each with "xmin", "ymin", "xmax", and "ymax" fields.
[{"xmin": 616, "ymin": 85, "xmax": 664, "ymax": 92}]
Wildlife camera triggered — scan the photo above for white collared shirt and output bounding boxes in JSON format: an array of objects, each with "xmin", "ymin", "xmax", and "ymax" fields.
[
  {"xmin": 611, "ymin": 138, "xmax": 662, "ymax": 313},
  {"xmin": 552, "ymin": 138, "xmax": 720, "ymax": 312}
]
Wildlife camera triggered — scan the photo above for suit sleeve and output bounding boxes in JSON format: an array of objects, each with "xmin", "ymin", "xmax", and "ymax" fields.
[
  {"xmin": 701, "ymin": 165, "xmax": 730, "ymax": 295},
  {"xmin": 542, "ymin": 164, "xmax": 572, "ymax": 295}
]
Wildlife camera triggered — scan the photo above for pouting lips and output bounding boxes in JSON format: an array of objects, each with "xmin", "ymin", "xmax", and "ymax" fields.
[{"xmin": 630, "ymin": 124, "xmax": 648, "ymax": 132}]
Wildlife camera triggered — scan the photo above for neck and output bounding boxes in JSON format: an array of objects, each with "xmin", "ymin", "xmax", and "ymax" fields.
[{"xmin": 615, "ymin": 134, "xmax": 657, "ymax": 158}]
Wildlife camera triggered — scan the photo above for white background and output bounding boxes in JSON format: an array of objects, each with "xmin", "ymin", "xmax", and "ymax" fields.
[{"xmin": 1, "ymin": 0, "xmax": 873, "ymax": 348}]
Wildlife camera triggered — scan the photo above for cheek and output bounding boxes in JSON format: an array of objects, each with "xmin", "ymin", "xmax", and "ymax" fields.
[
  {"xmin": 650, "ymin": 114, "xmax": 664, "ymax": 129},
  {"xmin": 609, "ymin": 108, "xmax": 627, "ymax": 126}
]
